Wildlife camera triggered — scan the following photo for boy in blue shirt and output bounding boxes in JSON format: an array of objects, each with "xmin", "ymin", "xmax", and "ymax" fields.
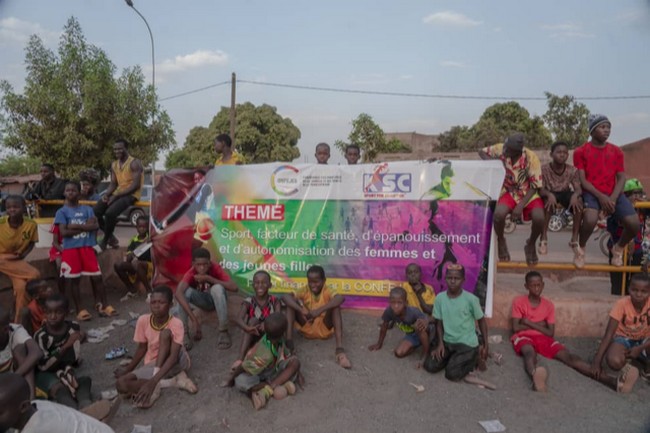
[{"xmin": 55, "ymin": 181, "xmax": 116, "ymax": 321}]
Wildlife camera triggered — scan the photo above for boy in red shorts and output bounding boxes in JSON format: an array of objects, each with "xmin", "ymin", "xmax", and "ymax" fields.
[
  {"xmin": 573, "ymin": 114, "xmax": 639, "ymax": 267},
  {"xmin": 511, "ymin": 271, "xmax": 636, "ymax": 392},
  {"xmin": 479, "ymin": 133, "xmax": 545, "ymax": 265},
  {"xmin": 55, "ymin": 181, "xmax": 116, "ymax": 321}
]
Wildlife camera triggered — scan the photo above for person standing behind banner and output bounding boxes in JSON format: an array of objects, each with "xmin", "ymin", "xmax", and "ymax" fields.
[
  {"xmin": 27, "ymin": 163, "xmax": 67, "ymax": 218},
  {"xmin": 214, "ymin": 134, "xmax": 244, "ymax": 166},
  {"xmin": 94, "ymin": 139, "xmax": 144, "ymax": 250}
]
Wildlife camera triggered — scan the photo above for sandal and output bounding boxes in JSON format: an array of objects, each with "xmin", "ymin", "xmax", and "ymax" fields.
[
  {"xmin": 217, "ymin": 331, "xmax": 232, "ymax": 350},
  {"xmin": 617, "ymin": 364, "xmax": 639, "ymax": 393},
  {"xmin": 497, "ymin": 239, "xmax": 510, "ymax": 262},
  {"xmin": 103, "ymin": 305, "xmax": 118, "ymax": 317},
  {"xmin": 335, "ymin": 349, "xmax": 352, "ymax": 369},
  {"xmin": 524, "ymin": 240, "xmax": 539, "ymax": 266},
  {"xmin": 76, "ymin": 309, "xmax": 92, "ymax": 322},
  {"xmin": 611, "ymin": 244, "xmax": 625, "ymax": 267},
  {"xmin": 573, "ymin": 245, "xmax": 585, "ymax": 269},
  {"xmin": 538, "ymin": 240, "xmax": 548, "ymax": 255}
]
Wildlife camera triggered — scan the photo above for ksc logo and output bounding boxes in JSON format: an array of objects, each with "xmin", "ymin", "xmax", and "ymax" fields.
[{"xmin": 363, "ymin": 170, "xmax": 412, "ymax": 194}]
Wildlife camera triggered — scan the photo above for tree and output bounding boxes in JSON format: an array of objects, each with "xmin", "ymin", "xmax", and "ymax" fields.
[
  {"xmin": 0, "ymin": 17, "xmax": 175, "ymax": 178},
  {"xmin": 436, "ymin": 101, "xmax": 552, "ymax": 151},
  {"xmin": 334, "ymin": 113, "xmax": 410, "ymax": 162},
  {"xmin": 0, "ymin": 154, "xmax": 41, "ymax": 176},
  {"xmin": 542, "ymin": 92, "xmax": 590, "ymax": 149},
  {"xmin": 166, "ymin": 102, "xmax": 301, "ymax": 168}
]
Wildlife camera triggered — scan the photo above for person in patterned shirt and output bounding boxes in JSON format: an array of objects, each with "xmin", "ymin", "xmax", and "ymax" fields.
[
  {"xmin": 573, "ymin": 114, "xmax": 640, "ymax": 268},
  {"xmin": 230, "ymin": 270, "xmax": 282, "ymax": 372},
  {"xmin": 479, "ymin": 133, "xmax": 545, "ymax": 265}
]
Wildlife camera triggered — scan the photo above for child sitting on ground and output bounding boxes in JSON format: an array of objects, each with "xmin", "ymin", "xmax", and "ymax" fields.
[
  {"xmin": 423, "ymin": 264, "xmax": 489, "ymax": 383},
  {"xmin": 114, "ymin": 215, "xmax": 153, "ymax": 300},
  {"xmin": 0, "ymin": 373, "xmax": 115, "ymax": 433},
  {"xmin": 573, "ymin": 114, "xmax": 640, "ymax": 267},
  {"xmin": 403, "ymin": 263, "xmax": 435, "ymax": 314},
  {"xmin": 226, "ymin": 312, "xmax": 301, "ymax": 410},
  {"xmin": 591, "ymin": 273, "xmax": 650, "ymax": 387},
  {"xmin": 33, "ymin": 293, "xmax": 96, "ymax": 410},
  {"xmin": 368, "ymin": 286, "xmax": 430, "ymax": 367},
  {"xmin": 283, "ymin": 265, "xmax": 352, "ymax": 369},
  {"xmin": 114, "ymin": 285, "xmax": 197, "ymax": 408},
  {"xmin": 0, "ymin": 195, "xmax": 40, "ymax": 322},
  {"xmin": 0, "ymin": 306, "xmax": 43, "ymax": 399},
  {"xmin": 230, "ymin": 270, "xmax": 281, "ymax": 371},
  {"xmin": 175, "ymin": 247, "xmax": 238, "ymax": 350},
  {"xmin": 19, "ymin": 279, "xmax": 54, "ymax": 335},
  {"xmin": 538, "ymin": 141, "xmax": 583, "ymax": 263},
  {"xmin": 511, "ymin": 271, "xmax": 635, "ymax": 392},
  {"xmin": 54, "ymin": 181, "xmax": 116, "ymax": 321}
]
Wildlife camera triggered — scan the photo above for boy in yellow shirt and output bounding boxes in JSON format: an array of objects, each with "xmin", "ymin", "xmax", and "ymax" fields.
[{"xmin": 403, "ymin": 263, "xmax": 435, "ymax": 314}]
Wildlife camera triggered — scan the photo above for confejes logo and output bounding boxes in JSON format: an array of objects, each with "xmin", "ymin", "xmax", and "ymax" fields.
[{"xmin": 271, "ymin": 165, "xmax": 300, "ymax": 196}]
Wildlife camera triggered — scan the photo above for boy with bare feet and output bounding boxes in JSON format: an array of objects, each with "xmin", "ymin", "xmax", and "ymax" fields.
[{"xmin": 511, "ymin": 271, "xmax": 633, "ymax": 392}]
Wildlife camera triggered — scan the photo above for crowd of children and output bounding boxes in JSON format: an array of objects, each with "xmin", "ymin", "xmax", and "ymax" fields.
[{"xmin": 0, "ymin": 123, "xmax": 648, "ymax": 432}]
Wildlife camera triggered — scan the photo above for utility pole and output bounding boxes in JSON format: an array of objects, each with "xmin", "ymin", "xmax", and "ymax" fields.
[{"xmin": 230, "ymin": 72, "xmax": 236, "ymax": 146}]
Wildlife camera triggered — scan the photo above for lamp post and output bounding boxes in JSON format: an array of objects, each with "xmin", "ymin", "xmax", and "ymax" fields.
[
  {"xmin": 124, "ymin": 0, "xmax": 155, "ymax": 89},
  {"xmin": 124, "ymin": 0, "xmax": 156, "ymax": 183}
]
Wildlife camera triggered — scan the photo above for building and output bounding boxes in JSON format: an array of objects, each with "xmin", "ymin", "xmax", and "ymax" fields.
[{"xmin": 621, "ymin": 137, "xmax": 650, "ymax": 189}]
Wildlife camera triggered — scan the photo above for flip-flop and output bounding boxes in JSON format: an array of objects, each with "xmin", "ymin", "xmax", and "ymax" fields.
[
  {"xmin": 102, "ymin": 305, "xmax": 118, "ymax": 317},
  {"xmin": 538, "ymin": 240, "xmax": 548, "ymax": 255},
  {"xmin": 497, "ymin": 239, "xmax": 510, "ymax": 262},
  {"xmin": 617, "ymin": 364, "xmax": 639, "ymax": 393},
  {"xmin": 611, "ymin": 245, "xmax": 625, "ymax": 267},
  {"xmin": 76, "ymin": 309, "xmax": 92, "ymax": 322},
  {"xmin": 217, "ymin": 331, "xmax": 232, "ymax": 350},
  {"xmin": 532, "ymin": 366, "xmax": 548, "ymax": 392},
  {"xmin": 524, "ymin": 240, "xmax": 539, "ymax": 266}
]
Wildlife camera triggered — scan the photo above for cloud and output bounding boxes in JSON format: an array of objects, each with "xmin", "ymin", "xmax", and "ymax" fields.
[
  {"xmin": 422, "ymin": 11, "xmax": 482, "ymax": 27},
  {"xmin": 440, "ymin": 60, "xmax": 465, "ymax": 68},
  {"xmin": 540, "ymin": 22, "xmax": 595, "ymax": 38},
  {"xmin": 153, "ymin": 49, "xmax": 229, "ymax": 77},
  {"xmin": 0, "ymin": 17, "xmax": 59, "ymax": 47}
]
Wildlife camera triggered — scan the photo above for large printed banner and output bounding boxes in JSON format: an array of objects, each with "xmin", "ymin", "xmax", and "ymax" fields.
[{"xmin": 151, "ymin": 160, "xmax": 505, "ymax": 315}]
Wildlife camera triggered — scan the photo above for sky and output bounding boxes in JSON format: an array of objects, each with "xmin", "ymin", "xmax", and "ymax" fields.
[{"xmin": 1, "ymin": 0, "xmax": 649, "ymax": 166}]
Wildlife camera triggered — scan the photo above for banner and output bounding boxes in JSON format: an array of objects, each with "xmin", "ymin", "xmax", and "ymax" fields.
[{"xmin": 151, "ymin": 160, "xmax": 504, "ymax": 315}]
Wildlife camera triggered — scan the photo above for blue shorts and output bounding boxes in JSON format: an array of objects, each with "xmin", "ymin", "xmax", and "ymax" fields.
[
  {"xmin": 613, "ymin": 336, "xmax": 649, "ymax": 360},
  {"xmin": 582, "ymin": 192, "xmax": 636, "ymax": 219},
  {"xmin": 404, "ymin": 332, "xmax": 422, "ymax": 347}
]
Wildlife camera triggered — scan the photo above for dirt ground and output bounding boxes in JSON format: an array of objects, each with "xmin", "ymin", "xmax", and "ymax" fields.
[{"xmin": 76, "ymin": 292, "xmax": 650, "ymax": 433}]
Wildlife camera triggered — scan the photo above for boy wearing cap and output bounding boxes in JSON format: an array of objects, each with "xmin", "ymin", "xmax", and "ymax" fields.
[
  {"xmin": 573, "ymin": 115, "xmax": 639, "ymax": 268},
  {"xmin": 479, "ymin": 133, "xmax": 545, "ymax": 265}
]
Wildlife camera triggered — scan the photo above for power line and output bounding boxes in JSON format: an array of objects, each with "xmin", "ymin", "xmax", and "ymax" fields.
[
  {"xmin": 160, "ymin": 78, "xmax": 650, "ymax": 102},
  {"xmin": 159, "ymin": 80, "xmax": 230, "ymax": 101}
]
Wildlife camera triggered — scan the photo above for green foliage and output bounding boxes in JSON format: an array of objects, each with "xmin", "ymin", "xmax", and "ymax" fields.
[
  {"xmin": 0, "ymin": 154, "xmax": 41, "ymax": 176},
  {"xmin": 437, "ymin": 101, "xmax": 552, "ymax": 151},
  {"xmin": 166, "ymin": 102, "xmax": 301, "ymax": 168},
  {"xmin": 0, "ymin": 17, "xmax": 175, "ymax": 178},
  {"xmin": 334, "ymin": 113, "xmax": 410, "ymax": 162},
  {"xmin": 542, "ymin": 92, "xmax": 590, "ymax": 149}
]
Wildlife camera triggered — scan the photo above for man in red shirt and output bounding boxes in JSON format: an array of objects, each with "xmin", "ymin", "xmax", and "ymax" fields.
[
  {"xmin": 174, "ymin": 248, "xmax": 238, "ymax": 350},
  {"xmin": 573, "ymin": 114, "xmax": 639, "ymax": 267}
]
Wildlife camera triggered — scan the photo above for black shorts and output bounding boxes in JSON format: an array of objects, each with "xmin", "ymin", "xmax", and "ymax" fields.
[{"xmin": 544, "ymin": 190, "xmax": 573, "ymax": 210}]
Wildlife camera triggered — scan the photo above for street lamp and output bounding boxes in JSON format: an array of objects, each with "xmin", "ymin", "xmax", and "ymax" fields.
[
  {"xmin": 124, "ymin": 0, "xmax": 157, "ymax": 183},
  {"xmin": 124, "ymin": 0, "xmax": 155, "ymax": 89}
]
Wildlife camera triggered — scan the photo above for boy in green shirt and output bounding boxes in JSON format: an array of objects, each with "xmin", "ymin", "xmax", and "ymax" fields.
[{"xmin": 423, "ymin": 264, "xmax": 488, "ymax": 381}]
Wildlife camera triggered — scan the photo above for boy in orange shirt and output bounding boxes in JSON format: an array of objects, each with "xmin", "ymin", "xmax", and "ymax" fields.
[
  {"xmin": 19, "ymin": 279, "xmax": 54, "ymax": 335},
  {"xmin": 283, "ymin": 265, "xmax": 351, "ymax": 369},
  {"xmin": 591, "ymin": 273, "xmax": 650, "ymax": 386}
]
